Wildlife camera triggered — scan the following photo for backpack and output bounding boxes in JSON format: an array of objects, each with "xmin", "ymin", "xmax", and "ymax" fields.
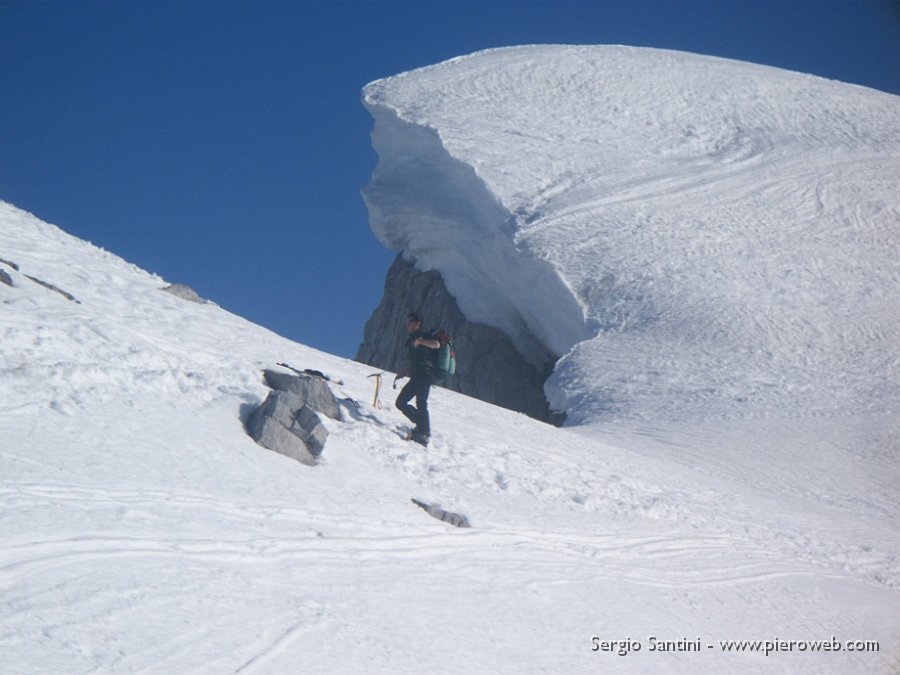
[{"xmin": 431, "ymin": 329, "xmax": 457, "ymax": 379}]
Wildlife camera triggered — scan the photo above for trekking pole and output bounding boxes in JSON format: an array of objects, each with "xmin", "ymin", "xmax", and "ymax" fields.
[{"xmin": 367, "ymin": 372, "xmax": 384, "ymax": 409}]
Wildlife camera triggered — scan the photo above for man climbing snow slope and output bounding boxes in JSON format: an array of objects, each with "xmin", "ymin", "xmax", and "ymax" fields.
[{"xmin": 394, "ymin": 312, "xmax": 441, "ymax": 446}]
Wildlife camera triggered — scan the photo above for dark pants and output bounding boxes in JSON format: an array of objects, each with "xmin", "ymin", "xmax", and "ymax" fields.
[{"xmin": 396, "ymin": 373, "xmax": 431, "ymax": 436}]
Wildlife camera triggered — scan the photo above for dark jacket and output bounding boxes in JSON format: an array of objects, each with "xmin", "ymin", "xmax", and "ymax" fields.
[{"xmin": 405, "ymin": 329, "xmax": 438, "ymax": 379}]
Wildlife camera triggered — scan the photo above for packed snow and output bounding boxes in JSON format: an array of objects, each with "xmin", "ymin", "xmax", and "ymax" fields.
[
  {"xmin": 3, "ymin": 44, "xmax": 900, "ymax": 674},
  {"xmin": 362, "ymin": 45, "xmax": 900, "ymax": 423}
]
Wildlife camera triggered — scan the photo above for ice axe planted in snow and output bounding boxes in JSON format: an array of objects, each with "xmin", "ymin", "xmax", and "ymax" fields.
[{"xmin": 367, "ymin": 372, "xmax": 385, "ymax": 409}]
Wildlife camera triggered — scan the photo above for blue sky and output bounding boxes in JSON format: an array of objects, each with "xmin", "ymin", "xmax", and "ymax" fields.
[{"xmin": 2, "ymin": 0, "xmax": 898, "ymax": 359}]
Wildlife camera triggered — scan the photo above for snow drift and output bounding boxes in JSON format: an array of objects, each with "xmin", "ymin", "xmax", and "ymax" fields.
[{"xmin": 362, "ymin": 45, "xmax": 900, "ymax": 424}]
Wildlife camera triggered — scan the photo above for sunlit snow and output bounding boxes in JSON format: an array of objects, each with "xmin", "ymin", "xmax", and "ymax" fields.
[
  {"xmin": 2, "ymin": 45, "xmax": 899, "ymax": 674},
  {"xmin": 363, "ymin": 45, "xmax": 900, "ymax": 423}
]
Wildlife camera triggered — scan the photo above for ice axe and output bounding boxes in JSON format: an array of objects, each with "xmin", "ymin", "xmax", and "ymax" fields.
[{"xmin": 367, "ymin": 372, "xmax": 385, "ymax": 409}]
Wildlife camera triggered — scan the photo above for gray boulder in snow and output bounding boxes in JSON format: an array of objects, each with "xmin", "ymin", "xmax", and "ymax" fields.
[
  {"xmin": 246, "ymin": 369, "xmax": 342, "ymax": 466},
  {"xmin": 162, "ymin": 283, "xmax": 206, "ymax": 303},
  {"xmin": 246, "ymin": 391, "xmax": 327, "ymax": 465},
  {"xmin": 262, "ymin": 369, "xmax": 342, "ymax": 421},
  {"xmin": 411, "ymin": 498, "xmax": 471, "ymax": 528}
]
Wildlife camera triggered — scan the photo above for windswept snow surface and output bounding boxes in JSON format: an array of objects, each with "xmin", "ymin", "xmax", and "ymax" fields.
[
  {"xmin": 3, "ymin": 200, "xmax": 900, "ymax": 673},
  {"xmin": 362, "ymin": 45, "xmax": 900, "ymax": 424}
]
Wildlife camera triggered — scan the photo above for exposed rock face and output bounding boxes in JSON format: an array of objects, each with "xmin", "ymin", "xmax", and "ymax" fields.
[{"xmin": 356, "ymin": 254, "xmax": 563, "ymax": 425}]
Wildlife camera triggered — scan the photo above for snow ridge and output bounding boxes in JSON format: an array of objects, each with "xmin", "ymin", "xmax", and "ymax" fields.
[{"xmin": 362, "ymin": 45, "xmax": 900, "ymax": 423}]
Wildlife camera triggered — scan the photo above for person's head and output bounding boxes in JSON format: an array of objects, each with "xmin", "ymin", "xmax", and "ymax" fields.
[{"xmin": 404, "ymin": 312, "xmax": 422, "ymax": 334}]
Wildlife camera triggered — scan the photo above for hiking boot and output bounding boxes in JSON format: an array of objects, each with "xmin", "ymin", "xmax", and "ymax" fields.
[{"xmin": 410, "ymin": 431, "xmax": 430, "ymax": 447}]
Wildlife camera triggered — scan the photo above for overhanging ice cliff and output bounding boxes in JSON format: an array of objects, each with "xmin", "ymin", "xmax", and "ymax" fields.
[{"xmin": 360, "ymin": 45, "xmax": 900, "ymax": 424}]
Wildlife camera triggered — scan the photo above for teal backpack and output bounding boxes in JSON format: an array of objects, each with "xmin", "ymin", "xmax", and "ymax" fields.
[{"xmin": 431, "ymin": 329, "xmax": 456, "ymax": 379}]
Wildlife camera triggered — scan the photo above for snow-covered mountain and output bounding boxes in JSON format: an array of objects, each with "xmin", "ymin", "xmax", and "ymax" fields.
[
  {"xmin": 362, "ymin": 45, "xmax": 900, "ymax": 424},
  {"xmin": 3, "ymin": 45, "xmax": 900, "ymax": 674}
]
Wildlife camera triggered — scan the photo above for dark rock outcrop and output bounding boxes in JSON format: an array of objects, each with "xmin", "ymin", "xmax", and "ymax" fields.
[{"xmin": 356, "ymin": 254, "xmax": 563, "ymax": 425}]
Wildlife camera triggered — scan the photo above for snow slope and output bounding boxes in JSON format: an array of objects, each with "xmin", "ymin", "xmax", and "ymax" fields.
[
  {"xmin": 362, "ymin": 45, "xmax": 900, "ymax": 424},
  {"xmin": 3, "ymin": 197, "xmax": 900, "ymax": 674}
]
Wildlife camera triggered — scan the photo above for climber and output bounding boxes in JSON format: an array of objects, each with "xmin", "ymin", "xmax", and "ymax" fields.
[{"xmin": 394, "ymin": 312, "xmax": 441, "ymax": 446}]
